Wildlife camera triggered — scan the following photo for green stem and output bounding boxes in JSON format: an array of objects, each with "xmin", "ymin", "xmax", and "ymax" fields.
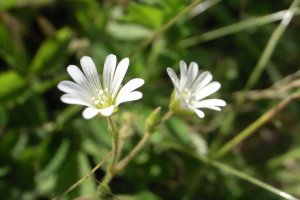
[
  {"xmin": 218, "ymin": 0, "xmax": 300, "ymax": 137},
  {"xmin": 239, "ymin": 0, "xmax": 300, "ymax": 107},
  {"xmin": 107, "ymin": 116, "xmax": 119, "ymax": 169},
  {"xmin": 115, "ymin": 132, "xmax": 151, "ymax": 171},
  {"xmin": 128, "ymin": 0, "xmax": 205, "ymax": 57},
  {"xmin": 215, "ymin": 93, "xmax": 300, "ymax": 159},
  {"xmin": 208, "ymin": 160, "xmax": 299, "ymax": 200},
  {"xmin": 168, "ymin": 143, "xmax": 298, "ymax": 200},
  {"xmin": 52, "ymin": 150, "xmax": 113, "ymax": 200},
  {"xmin": 99, "ymin": 117, "xmax": 119, "ymax": 189},
  {"xmin": 161, "ymin": 110, "xmax": 173, "ymax": 123},
  {"xmin": 116, "ymin": 110, "xmax": 173, "ymax": 171},
  {"xmin": 178, "ymin": 8, "xmax": 300, "ymax": 48}
]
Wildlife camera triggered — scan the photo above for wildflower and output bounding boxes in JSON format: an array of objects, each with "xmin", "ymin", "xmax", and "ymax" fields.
[
  {"xmin": 167, "ymin": 61, "xmax": 226, "ymax": 118},
  {"xmin": 58, "ymin": 54, "xmax": 144, "ymax": 119}
]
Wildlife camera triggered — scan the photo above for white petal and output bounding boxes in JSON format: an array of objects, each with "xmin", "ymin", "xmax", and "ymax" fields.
[
  {"xmin": 116, "ymin": 91, "xmax": 142, "ymax": 105},
  {"xmin": 80, "ymin": 56, "xmax": 102, "ymax": 91},
  {"xmin": 82, "ymin": 107, "xmax": 99, "ymax": 119},
  {"xmin": 111, "ymin": 57, "xmax": 129, "ymax": 98},
  {"xmin": 167, "ymin": 67, "xmax": 179, "ymax": 88},
  {"xmin": 103, "ymin": 54, "xmax": 117, "ymax": 91},
  {"xmin": 58, "ymin": 80, "xmax": 88, "ymax": 96},
  {"xmin": 196, "ymin": 82, "xmax": 221, "ymax": 100},
  {"xmin": 188, "ymin": 62, "xmax": 199, "ymax": 81},
  {"xmin": 67, "ymin": 65, "xmax": 94, "ymax": 96},
  {"xmin": 184, "ymin": 62, "xmax": 199, "ymax": 88},
  {"xmin": 192, "ymin": 108, "xmax": 205, "ymax": 118},
  {"xmin": 179, "ymin": 60, "xmax": 188, "ymax": 90},
  {"xmin": 194, "ymin": 99, "xmax": 226, "ymax": 109},
  {"xmin": 180, "ymin": 98, "xmax": 192, "ymax": 110},
  {"xmin": 205, "ymin": 106, "xmax": 222, "ymax": 111},
  {"xmin": 98, "ymin": 105, "xmax": 115, "ymax": 117},
  {"xmin": 117, "ymin": 78, "xmax": 144, "ymax": 96},
  {"xmin": 82, "ymin": 106, "xmax": 115, "ymax": 119},
  {"xmin": 190, "ymin": 71, "xmax": 212, "ymax": 93},
  {"xmin": 61, "ymin": 94, "xmax": 90, "ymax": 106}
]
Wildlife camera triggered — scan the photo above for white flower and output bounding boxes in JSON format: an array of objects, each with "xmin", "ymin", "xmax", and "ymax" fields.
[
  {"xmin": 167, "ymin": 60, "xmax": 226, "ymax": 118},
  {"xmin": 58, "ymin": 54, "xmax": 144, "ymax": 119}
]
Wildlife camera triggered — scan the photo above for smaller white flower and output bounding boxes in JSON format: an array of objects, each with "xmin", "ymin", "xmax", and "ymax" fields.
[
  {"xmin": 58, "ymin": 54, "xmax": 144, "ymax": 119},
  {"xmin": 167, "ymin": 60, "xmax": 226, "ymax": 118}
]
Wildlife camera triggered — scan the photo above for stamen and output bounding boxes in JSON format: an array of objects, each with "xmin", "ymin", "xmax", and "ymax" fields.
[{"xmin": 98, "ymin": 90, "xmax": 104, "ymax": 95}]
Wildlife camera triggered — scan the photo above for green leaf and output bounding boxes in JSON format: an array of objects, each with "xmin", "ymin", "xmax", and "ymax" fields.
[
  {"xmin": 0, "ymin": 0, "xmax": 54, "ymax": 9},
  {"xmin": 0, "ymin": 70, "xmax": 27, "ymax": 105},
  {"xmin": 167, "ymin": 117, "xmax": 190, "ymax": 145},
  {"xmin": 77, "ymin": 151, "xmax": 97, "ymax": 197},
  {"xmin": 122, "ymin": 3, "xmax": 164, "ymax": 29},
  {"xmin": 117, "ymin": 190, "xmax": 162, "ymax": 200},
  {"xmin": 189, "ymin": 133, "xmax": 208, "ymax": 156},
  {"xmin": 0, "ymin": 23, "xmax": 24, "ymax": 70},
  {"xmin": 54, "ymin": 152, "xmax": 79, "ymax": 199},
  {"xmin": 107, "ymin": 22, "xmax": 154, "ymax": 41},
  {"xmin": 28, "ymin": 27, "xmax": 72, "ymax": 75},
  {"xmin": 0, "ymin": 0, "xmax": 21, "ymax": 9},
  {"xmin": 37, "ymin": 139, "xmax": 70, "ymax": 181}
]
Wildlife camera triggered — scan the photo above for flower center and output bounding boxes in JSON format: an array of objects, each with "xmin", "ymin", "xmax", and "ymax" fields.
[
  {"xmin": 181, "ymin": 88, "xmax": 196, "ymax": 105},
  {"xmin": 92, "ymin": 88, "xmax": 111, "ymax": 109}
]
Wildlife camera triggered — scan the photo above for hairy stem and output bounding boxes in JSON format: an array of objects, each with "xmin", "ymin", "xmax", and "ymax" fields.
[{"xmin": 115, "ymin": 132, "xmax": 151, "ymax": 171}]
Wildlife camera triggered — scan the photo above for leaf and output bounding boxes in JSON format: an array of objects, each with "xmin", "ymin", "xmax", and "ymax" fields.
[
  {"xmin": 0, "ymin": 0, "xmax": 54, "ymax": 9},
  {"xmin": 107, "ymin": 22, "xmax": 154, "ymax": 41},
  {"xmin": 37, "ymin": 139, "xmax": 70, "ymax": 181},
  {"xmin": 189, "ymin": 133, "xmax": 208, "ymax": 155},
  {"xmin": 0, "ymin": 0, "xmax": 21, "ymax": 9},
  {"xmin": 54, "ymin": 152, "xmax": 79, "ymax": 199},
  {"xmin": 77, "ymin": 151, "xmax": 97, "ymax": 197},
  {"xmin": 117, "ymin": 190, "xmax": 162, "ymax": 200},
  {"xmin": 28, "ymin": 27, "xmax": 72, "ymax": 74},
  {"xmin": 167, "ymin": 117, "xmax": 190, "ymax": 145},
  {"xmin": 82, "ymin": 139, "xmax": 110, "ymax": 166},
  {"xmin": 0, "ymin": 23, "xmax": 24, "ymax": 70},
  {"xmin": 0, "ymin": 70, "xmax": 27, "ymax": 105},
  {"xmin": 122, "ymin": 3, "xmax": 164, "ymax": 29}
]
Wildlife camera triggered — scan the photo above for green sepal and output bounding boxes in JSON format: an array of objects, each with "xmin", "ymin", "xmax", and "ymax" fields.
[{"xmin": 145, "ymin": 107, "xmax": 161, "ymax": 134}]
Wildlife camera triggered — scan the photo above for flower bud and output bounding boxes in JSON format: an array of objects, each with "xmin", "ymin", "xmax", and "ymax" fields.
[{"xmin": 145, "ymin": 107, "xmax": 161, "ymax": 134}]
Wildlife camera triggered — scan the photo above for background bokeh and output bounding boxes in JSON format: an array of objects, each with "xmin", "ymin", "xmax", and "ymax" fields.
[{"xmin": 1, "ymin": 0, "xmax": 300, "ymax": 199}]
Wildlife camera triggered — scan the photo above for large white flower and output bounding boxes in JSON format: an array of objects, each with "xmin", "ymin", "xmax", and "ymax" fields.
[
  {"xmin": 167, "ymin": 61, "xmax": 226, "ymax": 118},
  {"xmin": 58, "ymin": 54, "xmax": 144, "ymax": 119}
]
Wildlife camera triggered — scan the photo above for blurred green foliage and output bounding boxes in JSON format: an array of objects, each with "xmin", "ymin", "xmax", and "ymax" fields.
[{"xmin": 1, "ymin": 0, "xmax": 300, "ymax": 199}]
